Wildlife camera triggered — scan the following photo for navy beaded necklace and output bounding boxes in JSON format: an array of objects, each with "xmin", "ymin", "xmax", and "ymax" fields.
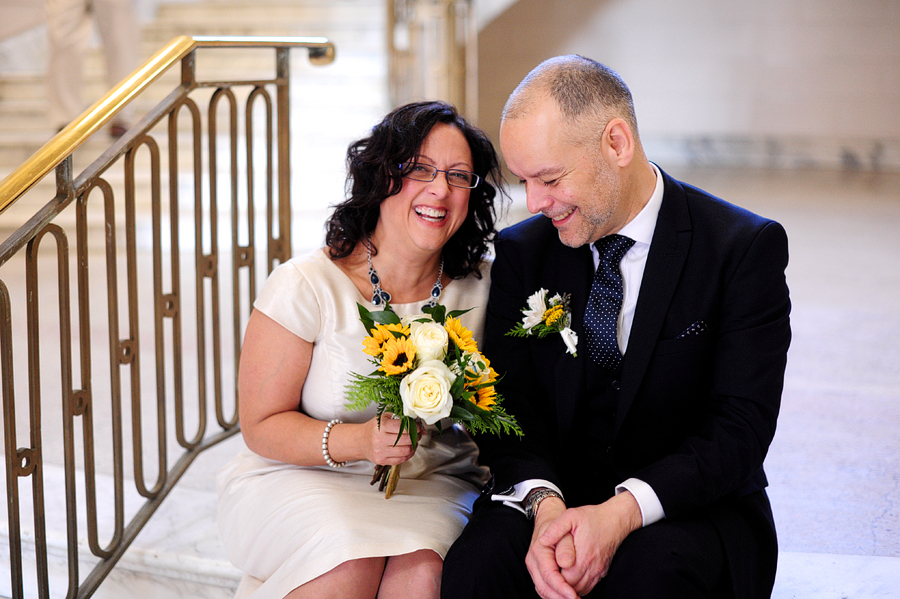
[{"xmin": 365, "ymin": 237, "xmax": 443, "ymax": 309}]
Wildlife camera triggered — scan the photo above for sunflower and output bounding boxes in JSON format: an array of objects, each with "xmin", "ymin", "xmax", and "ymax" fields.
[
  {"xmin": 445, "ymin": 316, "xmax": 478, "ymax": 353},
  {"xmin": 471, "ymin": 384, "xmax": 497, "ymax": 411},
  {"xmin": 380, "ymin": 336, "xmax": 416, "ymax": 375},
  {"xmin": 363, "ymin": 323, "xmax": 409, "ymax": 357}
]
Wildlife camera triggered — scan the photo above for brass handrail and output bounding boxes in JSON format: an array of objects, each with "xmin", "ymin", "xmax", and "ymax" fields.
[
  {"xmin": 0, "ymin": 35, "xmax": 335, "ymax": 216},
  {"xmin": 1, "ymin": 35, "xmax": 335, "ymax": 599}
]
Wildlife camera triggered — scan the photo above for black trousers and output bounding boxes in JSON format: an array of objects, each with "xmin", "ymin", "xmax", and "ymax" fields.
[{"xmin": 442, "ymin": 497, "xmax": 736, "ymax": 599}]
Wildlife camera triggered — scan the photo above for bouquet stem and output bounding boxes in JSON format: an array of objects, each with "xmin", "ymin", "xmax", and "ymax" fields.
[
  {"xmin": 384, "ymin": 464, "xmax": 401, "ymax": 498},
  {"xmin": 370, "ymin": 463, "xmax": 402, "ymax": 498}
]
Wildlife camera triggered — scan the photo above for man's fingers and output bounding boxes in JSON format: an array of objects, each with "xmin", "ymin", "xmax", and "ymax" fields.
[
  {"xmin": 561, "ymin": 564, "xmax": 603, "ymax": 597},
  {"xmin": 539, "ymin": 512, "xmax": 574, "ymax": 547},
  {"xmin": 533, "ymin": 565, "xmax": 578, "ymax": 599},
  {"xmin": 527, "ymin": 537, "xmax": 579, "ymax": 599},
  {"xmin": 554, "ymin": 533, "xmax": 576, "ymax": 569}
]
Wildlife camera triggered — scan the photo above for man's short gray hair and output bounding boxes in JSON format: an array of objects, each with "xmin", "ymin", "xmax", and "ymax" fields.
[{"xmin": 502, "ymin": 55, "xmax": 640, "ymax": 147}]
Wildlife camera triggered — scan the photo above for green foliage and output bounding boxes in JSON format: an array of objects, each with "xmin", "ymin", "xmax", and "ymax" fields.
[
  {"xmin": 449, "ymin": 401, "xmax": 522, "ymax": 438},
  {"xmin": 357, "ymin": 302, "xmax": 402, "ymax": 332},
  {"xmin": 346, "ymin": 372, "xmax": 403, "ymax": 416}
]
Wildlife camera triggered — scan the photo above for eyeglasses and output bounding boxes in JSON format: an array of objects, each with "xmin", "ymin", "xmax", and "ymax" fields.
[{"xmin": 400, "ymin": 163, "xmax": 481, "ymax": 189}]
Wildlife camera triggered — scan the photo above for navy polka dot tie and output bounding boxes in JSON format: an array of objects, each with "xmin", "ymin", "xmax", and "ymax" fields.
[{"xmin": 584, "ymin": 234, "xmax": 635, "ymax": 369}]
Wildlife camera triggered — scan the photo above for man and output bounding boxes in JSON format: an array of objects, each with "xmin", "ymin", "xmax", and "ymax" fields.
[{"xmin": 442, "ymin": 55, "xmax": 791, "ymax": 599}]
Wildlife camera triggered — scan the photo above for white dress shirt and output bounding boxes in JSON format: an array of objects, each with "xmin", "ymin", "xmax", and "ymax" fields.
[{"xmin": 493, "ymin": 164, "xmax": 666, "ymax": 527}]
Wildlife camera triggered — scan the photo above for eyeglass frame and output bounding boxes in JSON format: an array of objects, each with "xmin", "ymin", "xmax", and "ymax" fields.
[{"xmin": 398, "ymin": 162, "xmax": 481, "ymax": 189}]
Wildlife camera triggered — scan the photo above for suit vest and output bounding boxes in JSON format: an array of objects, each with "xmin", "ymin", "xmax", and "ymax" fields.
[{"xmin": 558, "ymin": 360, "xmax": 623, "ymax": 507}]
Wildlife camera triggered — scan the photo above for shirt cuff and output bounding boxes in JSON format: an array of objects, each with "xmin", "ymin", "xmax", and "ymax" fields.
[
  {"xmin": 616, "ymin": 478, "xmax": 665, "ymax": 526},
  {"xmin": 490, "ymin": 479, "xmax": 564, "ymax": 514}
]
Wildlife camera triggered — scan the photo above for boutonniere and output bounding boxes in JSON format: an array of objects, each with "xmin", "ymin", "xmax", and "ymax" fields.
[{"xmin": 506, "ymin": 288, "xmax": 578, "ymax": 357}]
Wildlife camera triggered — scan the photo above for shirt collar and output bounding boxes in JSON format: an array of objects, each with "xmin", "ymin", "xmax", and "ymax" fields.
[
  {"xmin": 590, "ymin": 162, "xmax": 663, "ymax": 261},
  {"xmin": 616, "ymin": 162, "xmax": 663, "ymax": 247}
]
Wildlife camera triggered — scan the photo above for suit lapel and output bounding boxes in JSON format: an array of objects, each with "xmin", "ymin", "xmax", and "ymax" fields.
[{"xmin": 615, "ymin": 173, "xmax": 692, "ymax": 435}]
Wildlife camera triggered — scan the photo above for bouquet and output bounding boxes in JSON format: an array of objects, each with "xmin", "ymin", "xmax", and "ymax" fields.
[
  {"xmin": 346, "ymin": 302, "xmax": 522, "ymax": 498},
  {"xmin": 506, "ymin": 288, "xmax": 578, "ymax": 357}
]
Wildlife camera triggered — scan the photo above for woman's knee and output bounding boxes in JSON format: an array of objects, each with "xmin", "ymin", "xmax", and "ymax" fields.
[
  {"xmin": 285, "ymin": 557, "xmax": 385, "ymax": 599},
  {"xmin": 380, "ymin": 550, "xmax": 442, "ymax": 599},
  {"xmin": 390, "ymin": 549, "xmax": 443, "ymax": 576}
]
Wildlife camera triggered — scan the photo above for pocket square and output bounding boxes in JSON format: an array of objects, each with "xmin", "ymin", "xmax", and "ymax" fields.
[{"xmin": 675, "ymin": 320, "xmax": 709, "ymax": 338}]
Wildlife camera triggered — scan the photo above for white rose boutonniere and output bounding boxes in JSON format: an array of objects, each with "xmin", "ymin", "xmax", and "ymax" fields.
[
  {"xmin": 559, "ymin": 327, "xmax": 578, "ymax": 356},
  {"xmin": 507, "ymin": 289, "xmax": 578, "ymax": 357}
]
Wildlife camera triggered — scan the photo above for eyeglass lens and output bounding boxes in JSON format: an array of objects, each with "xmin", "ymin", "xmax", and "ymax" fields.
[{"xmin": 402, "ymin": 163, "xmax": 480, "ymax": 188}]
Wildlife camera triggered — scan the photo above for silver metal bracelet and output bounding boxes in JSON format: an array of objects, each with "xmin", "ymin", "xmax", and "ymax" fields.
[
  {"xmin": 322, "ymin": 419, "xmax": 346, "ymax": 468},
  {"xmin": 525, "ymin": 487, "xmax": 563, "ymax": 520}
]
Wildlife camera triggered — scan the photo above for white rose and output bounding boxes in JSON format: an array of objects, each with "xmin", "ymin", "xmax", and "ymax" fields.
[
  {"xmin": 560, "ymin": 327, "xmax": 578, "ymax": 356},
  {"xmin": 401, "ymin": 313, "xmax": 432, "ymax": 328},
  {"xmin": 409, "ymin": 321, "xmax": 448, "ymax": 362},
  {"xmin": 399, "ymin": 360, "xmax": 456, "ymax": 424},
  {"xmin": 522, "ymin": 288, "xmax": 548, "ymax": 330}
]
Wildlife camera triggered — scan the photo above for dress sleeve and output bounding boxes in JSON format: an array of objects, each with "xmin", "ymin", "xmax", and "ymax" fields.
[{"xmin": 253, "ymin": 258, "xmax": 323, "ymax": 343}]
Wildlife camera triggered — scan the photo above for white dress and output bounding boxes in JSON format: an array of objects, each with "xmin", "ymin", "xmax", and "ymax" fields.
[{"xmin": 216, "ymin": 248, "xmax": 492, "ymax": 598}]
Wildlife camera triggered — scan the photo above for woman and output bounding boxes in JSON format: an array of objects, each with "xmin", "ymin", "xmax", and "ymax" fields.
[{"xmin": 216, "ymin": 101, "xmax": 506, "ymax": 599}]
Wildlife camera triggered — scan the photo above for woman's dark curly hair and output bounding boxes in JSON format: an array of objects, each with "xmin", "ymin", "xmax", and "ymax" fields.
[{"xmin": 325, "ymin": 100, "xmax": 506, "ymax": 279}]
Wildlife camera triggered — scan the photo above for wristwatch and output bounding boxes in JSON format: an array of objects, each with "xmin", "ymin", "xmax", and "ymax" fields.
[{"xmin": 524, "ymin": 488, "xmax": 563, "ymax": 520}]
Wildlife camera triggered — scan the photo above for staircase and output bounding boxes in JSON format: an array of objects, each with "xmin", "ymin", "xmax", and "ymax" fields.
[
  {"xmin": 0, "ymin": 0, "xmax": 389, "ymax": 243},
  {"xmin": 0, "ymin": 2, "xmax": 388, "ymax": 597}
]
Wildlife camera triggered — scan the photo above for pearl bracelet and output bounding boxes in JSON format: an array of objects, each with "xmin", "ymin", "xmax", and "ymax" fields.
[{"xmin": 322, "ymin": 419, "xmax": 346, "ymax": 468}]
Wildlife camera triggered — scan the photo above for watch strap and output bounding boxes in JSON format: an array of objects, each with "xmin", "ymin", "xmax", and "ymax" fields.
[{"xmin": 525, "ymin": 488, "xmax": 563, "ymax": 519}]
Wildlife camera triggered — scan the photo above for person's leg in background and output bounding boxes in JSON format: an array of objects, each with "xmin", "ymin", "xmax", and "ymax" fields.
[
  {"xmin": 92, "ymin": 0, "xmax": 140, "ymax": 136},
  {"xmin": 46, "ymin": 0, "xmax": 90, "ymax": 131}
]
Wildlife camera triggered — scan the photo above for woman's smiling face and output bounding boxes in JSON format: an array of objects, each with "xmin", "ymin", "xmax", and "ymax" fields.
[{"xmin": 376, "ymin": 123, "xmax": 473, "ymax": 256}]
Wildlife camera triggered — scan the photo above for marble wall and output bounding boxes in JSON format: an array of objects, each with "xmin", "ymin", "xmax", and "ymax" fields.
[{"xmin": 477, "ymin": 0, "xmax": 900, "ymax": 171}]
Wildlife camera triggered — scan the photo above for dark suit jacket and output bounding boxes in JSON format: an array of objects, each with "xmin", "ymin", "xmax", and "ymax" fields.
[{"xmin": 478, "ymin": 168, "xmax": 791, "ymax": 596}]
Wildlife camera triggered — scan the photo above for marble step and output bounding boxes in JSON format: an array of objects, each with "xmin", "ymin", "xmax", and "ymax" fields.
[
  {"xmin": 0, "ymin": 436, "xmax": 247, "ymax": 599},
  {"xmin": 772, "ymin": 552, "xmax": 900, "ymax": 599},
  {"xmin": 0, "ymin": 67, "xmax": 386, "ymax": 189},
  {"xmin": 0, "ymin": 0, "xmax": 386, "ymax": 144},
  {"xmin": 151, "ymin": 0, "xmax": 382, "ymax": 28},
  {"xmin": 0, "ymin": 99, "xmax": 51, "ymax": 132},
  {"xmin": 144, "ymin": 1, "xmax": 384, "ymax": 48},
  {"xmin": 5, "ymin": 453, "xmax": 899, "ymax": 599}
]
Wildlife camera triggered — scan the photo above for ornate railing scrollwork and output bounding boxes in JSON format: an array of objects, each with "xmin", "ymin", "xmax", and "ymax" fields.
[{"xmin": 0, "ymin": 35, "xmax": 335, "ymax": 599}]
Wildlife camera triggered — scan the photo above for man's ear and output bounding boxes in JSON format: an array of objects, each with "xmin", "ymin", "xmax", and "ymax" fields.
[{"xmin": 603, "ymin": 118, "xmax": 635, "ymax": 168}]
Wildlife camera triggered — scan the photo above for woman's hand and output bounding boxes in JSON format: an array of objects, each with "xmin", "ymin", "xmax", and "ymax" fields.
[
  {"xmin": 359, "ymin": 413, "xmax": 424, "ymax": 465},
  {"xmin": 238, "ymin": 310, "xmax": 426, "ymax": 468}
]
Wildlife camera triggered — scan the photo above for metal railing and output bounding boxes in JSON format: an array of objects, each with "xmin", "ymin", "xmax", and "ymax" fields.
[{"xmin": 0, "ymin": 35, "xmax": 335, "ymax": 598}]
